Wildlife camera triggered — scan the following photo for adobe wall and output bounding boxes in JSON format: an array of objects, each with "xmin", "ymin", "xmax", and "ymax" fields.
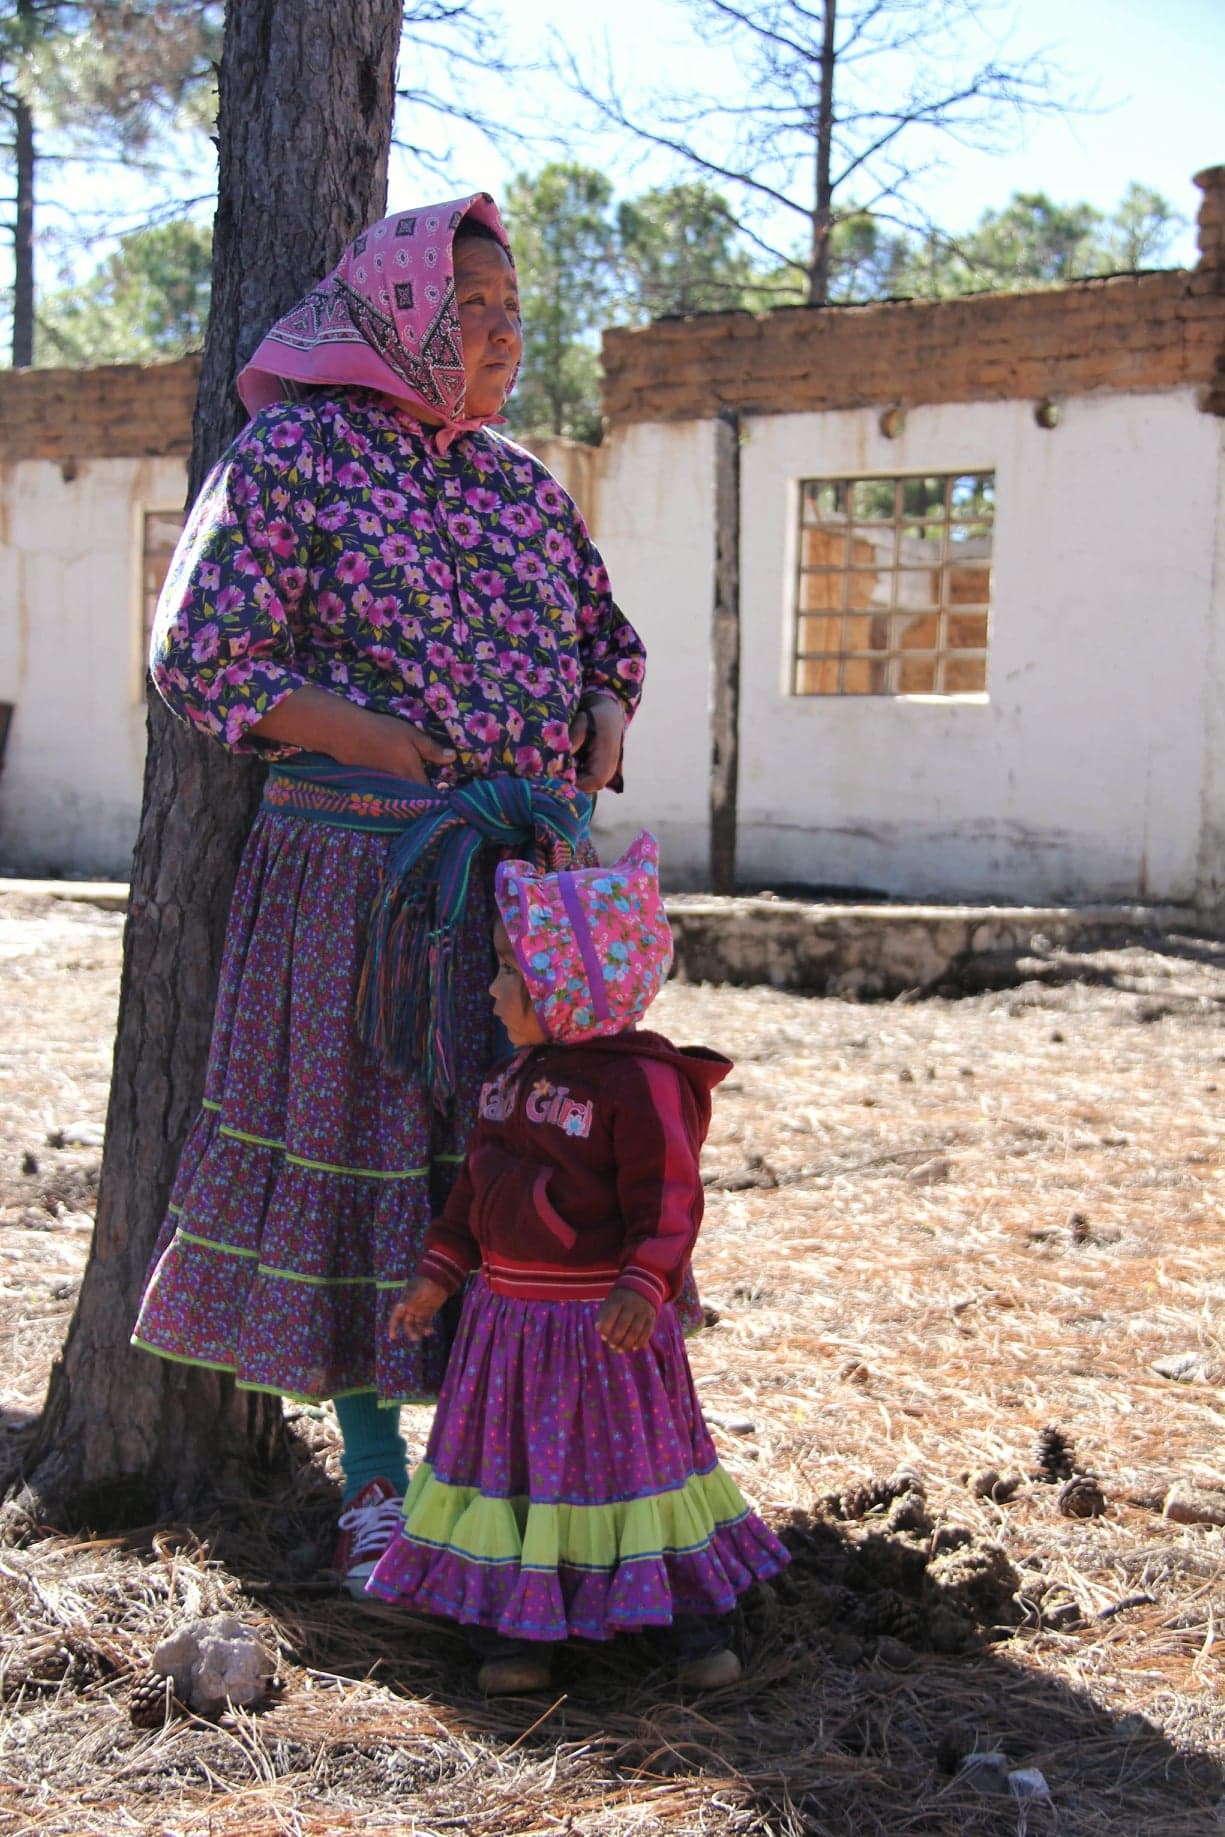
[
  {"xmin": 591, "ymin": 389, "xmax": 1225, "ymax": 905},
  {"xmin": 0, "ymin": 452, "xmax": 187, "ymax": 876},
  {"xmin": 0, "ymin": 358, "xmax": 200, "ymax": 465},
  {"xmin": 602, "ymin": 272, "xmax": 1225, "ymax": 425},
  {"xmin": 602, "ymin": 170, "xmax": 1225, "ymax": 427}
]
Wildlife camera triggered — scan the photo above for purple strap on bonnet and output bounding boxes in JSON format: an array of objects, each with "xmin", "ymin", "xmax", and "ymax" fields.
[
  {"xmin": 495, "ymin": 830, "xmax": 669, "ymax": 1044},
  {"xmin": 557, "ymin": 871, "xmax": 612, "ymax": 1023}
]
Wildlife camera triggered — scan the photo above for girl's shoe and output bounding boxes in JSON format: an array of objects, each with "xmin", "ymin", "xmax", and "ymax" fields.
[
  {"xmin": 332, "ymin": 1477, "xmax": 404, "ymax": 1598},
  {"xmin": 677, "ymin": 1647, "xmax": 742, "ymax": 1690},
  {"xmin": 477, "ymin": 1652, "xmax": 555, "ymax": 1695}
]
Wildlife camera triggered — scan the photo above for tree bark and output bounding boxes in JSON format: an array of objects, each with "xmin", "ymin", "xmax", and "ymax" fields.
[
  {"xmin": 808, "ymin": 0, "xmax": 836, "ymax": 306},
  {"xmin": 23, "ymin": 0, "xmax": 402, "ymax": 1530},
  {"xmin": 11, "ymin": 0, "xmax": 36, "ymax": 367},
  {"xmin": 709, "ymin": 410, "xmax": 741, "ymax": 894}
]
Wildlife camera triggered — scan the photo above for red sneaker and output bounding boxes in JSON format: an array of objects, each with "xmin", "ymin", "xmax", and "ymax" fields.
[{"xmin": 332, "ymin": 1477, "xmax": 404, "ymax": 1598}]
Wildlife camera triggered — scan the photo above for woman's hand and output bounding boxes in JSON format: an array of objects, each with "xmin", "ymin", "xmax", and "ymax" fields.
[
  {"xmin": 568, "ymin": 696, "xmax": 625, "ymax": 794},
  {"xmin": 388, "ymin": 1276, "xmax": 450, "ymax": 1342},
  {"xmin": 596, "ymin": 1285, "xmax": 656, "ymax": 1353},
  {"xmin": 353, "ymin": 710, "xmax": 456, "ymax": 782},
  {"xmin": 250, "ymin": 687, "xmax": 455, "ymax": 782}
]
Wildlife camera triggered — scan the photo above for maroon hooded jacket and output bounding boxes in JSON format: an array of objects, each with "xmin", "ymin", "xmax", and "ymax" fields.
[{"xmin": 417, "ymin": 1030, "xmax": 732, "ymax": 1313}]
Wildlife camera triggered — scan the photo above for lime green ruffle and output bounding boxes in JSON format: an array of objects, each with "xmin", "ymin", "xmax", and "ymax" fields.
[{"xmin": 396, "ymin": 1461, "xmax": 752, "ymax": 1573}]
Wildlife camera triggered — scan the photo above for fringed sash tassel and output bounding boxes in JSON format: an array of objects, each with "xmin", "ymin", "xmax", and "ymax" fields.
[{"xmin": 340, "ymin": 773, "xmax": 591, "ymax": 1106}]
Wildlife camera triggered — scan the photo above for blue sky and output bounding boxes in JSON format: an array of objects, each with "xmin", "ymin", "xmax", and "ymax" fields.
[
  {"xmin": 14, "ymin": 0, "xmax": 1225, "ymax": 300},
  {"xmin": 391, "ymin": 0, "xmax": 1224, "ymax": 267}
]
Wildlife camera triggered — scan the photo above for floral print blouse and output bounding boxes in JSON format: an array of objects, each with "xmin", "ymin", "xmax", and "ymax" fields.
[{"xmin": 150, "ymin": 390, "xmax": 645, "ymax": 786}]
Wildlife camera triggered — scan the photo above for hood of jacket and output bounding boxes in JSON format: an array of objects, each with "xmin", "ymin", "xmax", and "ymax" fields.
[{"xmin": 531, "ymin": 1027, "xmax": 732, "ymax": 1138}]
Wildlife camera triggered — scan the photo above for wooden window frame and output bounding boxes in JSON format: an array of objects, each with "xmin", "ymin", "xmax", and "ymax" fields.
[
  {"xmin": 141, "ymin": 507, "xmax": 185, "ymax": 659},
  {"xmin": 791, "ymin": 471, "xmax": 994, "ymax": 698}
]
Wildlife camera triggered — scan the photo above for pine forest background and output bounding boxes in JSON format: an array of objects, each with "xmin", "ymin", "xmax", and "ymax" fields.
[{"xmin": 0, "ymin": 0, "xmax": 1194, "ymax": 441}]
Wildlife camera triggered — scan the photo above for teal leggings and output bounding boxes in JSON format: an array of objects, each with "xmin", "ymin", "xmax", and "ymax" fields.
[{"xmin": 332, "ymin": 1391, "xmax": 408, "ymax": 1502}]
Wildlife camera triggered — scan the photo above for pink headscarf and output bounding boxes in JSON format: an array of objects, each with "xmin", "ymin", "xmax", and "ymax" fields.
[
  {"xmin": 236, "ymin": 191, "xmax": 516, "ymax": 450},
  {"xmin": 494, "ymin": 832, "xmax": 674, "ymax": 1044}
]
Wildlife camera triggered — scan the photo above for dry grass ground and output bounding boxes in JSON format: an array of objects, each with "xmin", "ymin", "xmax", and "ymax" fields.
[{"xmin": 0, "ymin": 888, "xmax": 1222, "ymax": 1836}]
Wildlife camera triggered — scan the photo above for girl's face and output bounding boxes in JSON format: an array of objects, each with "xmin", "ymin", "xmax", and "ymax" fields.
[{"xmin": 490, "ymin": 918, "xmax": 548, "ymax": 1048}]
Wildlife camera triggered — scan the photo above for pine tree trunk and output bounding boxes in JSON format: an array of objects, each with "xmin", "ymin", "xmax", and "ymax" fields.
[
  {"xmin": 808, "ymin": 0, "xmax": 837, "ymax": 306},
  {"xmin": 23, "ymin": 0, "xmax": 402, "ymax": 1530},
  {"xmin": 11, "ymin": 0, "xmax": 36, "ymax": 368}
]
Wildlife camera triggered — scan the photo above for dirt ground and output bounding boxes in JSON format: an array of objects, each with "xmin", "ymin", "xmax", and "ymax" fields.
[{"xmin": 0, "ymin": 886, "xmax": 1223, "ymax": 1836}]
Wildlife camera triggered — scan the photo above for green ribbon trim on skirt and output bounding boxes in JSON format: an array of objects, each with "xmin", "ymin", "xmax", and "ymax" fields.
[
  {"xmin": 198, "ymin": 1097, "xmax": 463, "ymax": 1175},
  {"xmin": 172, "ymin": 1227, "xmax": 411, "ymax": 1290},
  {"xmin": 128, "ymin": 1339, "xmax": 437, "ymax": 1407},
  {"xmin": 396, "ymin": 1460, "xmax": 752, "ymax": 1572}
]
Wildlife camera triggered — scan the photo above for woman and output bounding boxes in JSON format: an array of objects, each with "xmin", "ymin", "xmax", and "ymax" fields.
[{"xmin": 131, "ymin": 192, "xmax": 644, "ymax": 1592}]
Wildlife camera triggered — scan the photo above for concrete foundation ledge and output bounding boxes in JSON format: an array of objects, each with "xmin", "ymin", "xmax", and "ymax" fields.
[
  {"xmin": 2, "ymin": 880, "xmax": 1220, "ymax": 999},
  {"xmin": 663, "ymin": 895, "xmax": 1218, "ymax": 998},
  {"xmin": 0, "ymin": 877, "xmax": 130, "ymax": 911}
]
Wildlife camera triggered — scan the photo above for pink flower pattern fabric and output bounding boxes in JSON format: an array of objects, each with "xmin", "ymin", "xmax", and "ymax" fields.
[
  {"xmin": 150, "ymin": 391, "xmax": 644, "ymax": 780},
  {"xmin": 494, "ymin": 830, "xmax": 672, "ymax": 1042}
]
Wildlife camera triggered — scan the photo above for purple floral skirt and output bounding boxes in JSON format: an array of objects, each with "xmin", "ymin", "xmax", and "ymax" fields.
[
  {"xmin": 131, "ymin": 802, "xmax": 499, "ymax": 1403},
  {"xmin": 367, "ymin": 1279, "xmax": 788, "ymax": 1641}
]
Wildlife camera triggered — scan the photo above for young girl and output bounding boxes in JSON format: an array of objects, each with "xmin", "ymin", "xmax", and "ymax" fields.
[{"xmin": 367, "ymin": 833, "xmax": 788, "ymax": 1692}]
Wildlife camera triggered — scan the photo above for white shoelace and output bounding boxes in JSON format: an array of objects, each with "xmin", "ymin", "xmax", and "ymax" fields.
[{"xmin": 337, "ymin": 1491, "xmax": 404, "ymax": 1569}]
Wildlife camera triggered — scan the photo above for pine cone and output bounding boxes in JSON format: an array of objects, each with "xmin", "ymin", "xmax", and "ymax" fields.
[
  {"xmin": 1057, "ymin": 1475, "xmax": 1106, "ymax": 1519},
  {"xmin": 841, "ymin": 1471, "xmax": 916, "ymax": 1520},
  {"xmin": 889, "ymin": 1464, "xmax": 926, "ymax": 1502},
  {"xmin": 926, "ymin": 1539, "xmax": 1022, "ymax": 1629},
  {"xmin": 886, "ymin": 1492, "xmax": 932, "ymax": 1535},
  {"xmin": 11, "ymin": 1633, "xmax": 106, "ymax": 1693},
  {"xmin": 1033, "ymin": 1424, "xmax": 1075, "ymax": 1482},
  {"xmin": 967, "ymin": 1467, "xmax": 1023, "ymax": 1503},
  {"xmin": 37, "ymin": 1640, "xmax": 81, "ymax": 1687},
  {"xmin": 808, "ymin": 1583, "xmax": 860, "ymax": 1626},
  {"xmin": 66, "ymin": 1634, "xmax": 109, "ymax": 1686},
  {"xmin": 129, "ymin": 1669, "xmax": 179, "ymax": 1729},
  {"xmin": 857, "ymin": 1589, "xmax": 925, "ymax": 1645},
  {"xmin": 840, "ymin": 1480, "xmax": 885, "ymax": 1520}
]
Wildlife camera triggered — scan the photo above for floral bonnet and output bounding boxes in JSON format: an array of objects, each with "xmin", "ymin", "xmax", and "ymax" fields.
[{"xmin": 494, "ymin": 832, "xmax": 673, "ymax": 1042}]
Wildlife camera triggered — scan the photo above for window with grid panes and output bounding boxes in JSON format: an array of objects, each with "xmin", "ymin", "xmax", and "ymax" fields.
[
  {"xmin": 792, "ymin": 472, "xmax": 994, "ymax": 696},
  {"xmin": 142, "ymin": 509, "xmax": 185, "ymax": 654}
]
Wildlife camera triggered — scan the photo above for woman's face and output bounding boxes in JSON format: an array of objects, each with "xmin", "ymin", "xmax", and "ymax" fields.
[
  {"xmin": 454, "ymin": 237, "xmax": 522, "ymax": 419},
  {"xmin": 490, "ymin": 918, "xmax": 547, "ymax": 1048}
]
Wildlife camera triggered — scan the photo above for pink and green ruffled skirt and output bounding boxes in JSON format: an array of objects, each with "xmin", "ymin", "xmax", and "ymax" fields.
[{"xmin": 366, "ymin": 1279, "xmax": 788, "ymax": 1640}]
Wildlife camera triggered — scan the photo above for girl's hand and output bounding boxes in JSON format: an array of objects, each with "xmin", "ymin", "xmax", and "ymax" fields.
[
  {"xmin": 388, "ymin": 1276, "xmax": 449, "ymax": 1341},
  {"xmin": 568, "ymin": 696, "xmax": 625, "ymax": 794},
  {"xmin": 596, "ymin": 1285, "xmax": 656, "ymax": 1352}
]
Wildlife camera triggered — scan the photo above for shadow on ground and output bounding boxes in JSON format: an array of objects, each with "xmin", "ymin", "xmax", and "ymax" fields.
[{"xmin": 198, "ymin": 1483, "xmax": 1225, "ymax": 1837}]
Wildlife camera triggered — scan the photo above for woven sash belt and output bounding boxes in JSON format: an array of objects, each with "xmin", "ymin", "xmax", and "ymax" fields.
[{"xmin": 263, "ymin": 754, "xmax": 592, "ymax": 1107}]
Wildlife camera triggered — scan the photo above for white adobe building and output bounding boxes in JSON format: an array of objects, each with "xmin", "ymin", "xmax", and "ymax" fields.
[{"xmin": 2, "ymin": 166, "xmax": 1224, "ymax": 913}]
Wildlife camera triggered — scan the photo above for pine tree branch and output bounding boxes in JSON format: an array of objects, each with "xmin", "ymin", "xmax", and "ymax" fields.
[{"xmin": 555, "ymin": 39, "xmax": 810, "ymax": 222}]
